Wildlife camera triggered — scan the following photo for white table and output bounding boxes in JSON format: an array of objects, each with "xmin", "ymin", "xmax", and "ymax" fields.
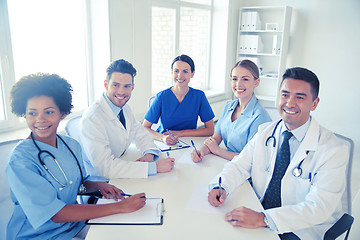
[{"xmin": 85, "ymin": 137, "xmax": 279, "ymax": 240}]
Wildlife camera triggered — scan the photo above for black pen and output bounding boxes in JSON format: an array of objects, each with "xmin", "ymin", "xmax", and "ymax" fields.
[{"xmin": 191, "ymin": 140, "xmax": 200, "ymax": 157}]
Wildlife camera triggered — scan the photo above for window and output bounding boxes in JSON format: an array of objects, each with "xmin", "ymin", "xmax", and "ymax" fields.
[
  {"xmin": 151, "ymin": 0, "xmax": 212, "ymax": 94},
  {"xmin": 0, "ymin": 0, "xmax": 110, "ymax": 132}
]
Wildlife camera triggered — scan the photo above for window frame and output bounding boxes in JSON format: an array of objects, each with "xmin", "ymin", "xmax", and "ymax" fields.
[
  {"xmin": 0, "ymin": 0, "xmax": 109, "ymax": 134},
  {"xmin": 151, "ymin": 0, "xmax": 213, "ymax": 94}
]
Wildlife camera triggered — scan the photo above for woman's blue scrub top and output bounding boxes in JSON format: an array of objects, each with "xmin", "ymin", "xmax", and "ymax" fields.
[
  {"xmin": 215, "ymin": 95, "xmax": 271, "ymax": 153},
  {"xmin": 6, "ymin": 135, "xmax": 88, "ymax": 240},
  {"xmin": 145, "ymin": 87, "xmax": 215, "ymax": 133}
]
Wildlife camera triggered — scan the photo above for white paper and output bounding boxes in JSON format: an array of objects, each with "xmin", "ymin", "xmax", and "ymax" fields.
[
  {"xmin": 87, "ymin": 198, "xmax": 163, "ymax": 225},
  {"xmin": 154, "ymin": 140, "xmax": 189, "ymax": 152}
]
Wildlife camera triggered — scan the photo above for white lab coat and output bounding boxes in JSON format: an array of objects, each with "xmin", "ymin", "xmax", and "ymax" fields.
[
  {"xmin": 210, "ymin": 118, "xmax": 349, "ymax": 240},
  {"xmin": 80, "ymin": 95, "xmax": 158, "ymax": 179}
]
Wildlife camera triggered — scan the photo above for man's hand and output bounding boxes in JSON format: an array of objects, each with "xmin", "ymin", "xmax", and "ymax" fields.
[{"xmin": 225, "ymin": 207, "xmax": 267, "ymax": 228}]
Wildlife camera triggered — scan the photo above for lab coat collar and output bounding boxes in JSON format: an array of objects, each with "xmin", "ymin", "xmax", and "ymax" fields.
[
  {"xmin": 103, "ymin": 93, "xmax": 124, "ymax": 117},
  {"xmin": 288, "ymin": 117, "xmax": 319, "ymax": 168},
  {"xmin": 99, "ymin": 95, "xmax": 120, "ymax": 122}
]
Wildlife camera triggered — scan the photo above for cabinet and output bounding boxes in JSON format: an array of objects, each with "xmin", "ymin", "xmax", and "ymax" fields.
[{"xmin": 236, "ymin": 6, "xmax": 292, "ymax": 106}]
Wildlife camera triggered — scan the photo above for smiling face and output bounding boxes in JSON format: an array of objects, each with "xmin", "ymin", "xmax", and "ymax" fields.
[
  {"xmin": 104, "ymin": 72, "xmax": 134, "ymax": 108},
  {"xmin": 278, "ymin": 78, "xmax": 320, "ymax": 130},
  {"xmin": 26, "ymin": 96, "xmax": 65, "ymax": 146},
  {"xmin": 231, "ymin": 66, "xmax": 259, "ymax": 101},
  {"xmin": 172, "ymin": 61, "xmax": 194, "ymax": 88}
]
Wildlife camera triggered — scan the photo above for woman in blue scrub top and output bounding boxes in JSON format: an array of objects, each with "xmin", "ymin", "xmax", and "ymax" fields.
[
  {"xmin": 143, "ymin": 54, "xmax": 215, "ymax": 145},
  {"xmin": 191, "ymin": 60, "xmax": 271, "ymax": 161},
  {"xmin": 6, "ymin": 73, "xmax": 146, "ymax": 240}
]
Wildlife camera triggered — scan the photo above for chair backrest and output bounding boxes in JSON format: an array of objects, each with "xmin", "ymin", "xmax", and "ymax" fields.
[
  {"xmin": 65, "ymin": 115, "xmax": 108, "ymax": 182},
  {"xmin": 148, "ymin": 95, "xmax": 160, "ymax": 131},
  {"xmin": 334, "ymin": 133, "xmax": 354, "ymax": 215},
  {"xmin": 0, "ymin": 139, "xmax": 22, "ymax": 240},
  {"xmin": 348, "ymin": 189, "xmax": 360, "ymax": 240},
  {"xmin": 65, "ymin": 115, "xmax": 83, "ymax": 143},
  {"xmin": 264, "ymin": 106, "xmax": 281, "ymax": 121}
]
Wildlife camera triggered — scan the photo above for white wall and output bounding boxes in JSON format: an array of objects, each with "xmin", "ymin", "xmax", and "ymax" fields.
[
  {"xmin": 108, "ymin": 0, "xmax": 360, "ymax": 175},
  {"xmin": 231, "ymin": 0, "xmax": 360, "ymax": 178}
]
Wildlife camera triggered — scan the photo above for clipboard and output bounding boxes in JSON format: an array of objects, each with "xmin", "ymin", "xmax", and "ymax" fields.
[
  {"xmin": 154, "ymin": 139, "xmax": 190, "ymax": 152},
  {"xmin": 86, "ymin": 198, "xmax": 164, "ymax": 225}
]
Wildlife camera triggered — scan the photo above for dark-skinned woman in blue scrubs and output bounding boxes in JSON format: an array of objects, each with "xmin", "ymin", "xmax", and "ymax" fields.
[{"xmin": 143, "ymin": 55, "xmax": 215, "ymax": 145}]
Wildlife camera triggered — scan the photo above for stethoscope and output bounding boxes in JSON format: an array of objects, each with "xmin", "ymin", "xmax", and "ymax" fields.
[
  {"xmin": 264, "ymin": 119, "xmax": 307, "ymax": 177},
  {"xmin": 31, "ymin": 132, "xmax": 86, "ymax": 192}
]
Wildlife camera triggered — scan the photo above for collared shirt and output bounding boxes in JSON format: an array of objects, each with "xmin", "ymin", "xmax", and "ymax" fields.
[
  {"xmin": 215, "ymin": 95, "xmax": 271, "ymax": 153},
  {"xmin": 264, "ymin": 117, "xmax": 311, "ymax": 231},
  {"xmin": 279, "ymin": 117, "xmax": 311, "ymax": 159},
  {"xmin": 103, "ymin": 93, "xmax": 158, "ymax": 175}
]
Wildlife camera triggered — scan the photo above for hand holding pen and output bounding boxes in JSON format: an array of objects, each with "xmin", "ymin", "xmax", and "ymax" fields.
[
  {"xmin": 191, "ymin": 140, "xmax": 203, "ymax": 163},
  {"xmin": 163, "ymin": 129, "xmax": 179, "ymax": 145},
  {"xmin": 208, "ymin": 177, "xmax": 227, "ymax": 207}
]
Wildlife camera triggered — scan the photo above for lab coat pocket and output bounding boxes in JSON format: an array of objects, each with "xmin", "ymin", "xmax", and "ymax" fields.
[{"xmin": 294, "ymin": 173, "xmax": 312, "ymax": 202}]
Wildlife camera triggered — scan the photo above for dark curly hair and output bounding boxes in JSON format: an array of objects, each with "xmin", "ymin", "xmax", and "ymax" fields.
[{"xmin": 10, "ymin": 73, "xmax": 73, "ymax": 117}]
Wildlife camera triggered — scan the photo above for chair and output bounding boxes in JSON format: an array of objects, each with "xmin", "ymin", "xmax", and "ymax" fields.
[
  {"xmin": 148, "ymin": 95, "xmax": 160, "ymax": 131},
  {"xmin": 322, "ymin": 133, "xmax": 354, "ymax": 240},
  {"xmin": 0, "ymin": 139, "xmax": 22, "ymax": 240},
  {"xmin": 334, "ymin": 133, "xmax": 354, "ymax": 215},
  {"xmin": 324, "ymin": 213, "xmax": 354, "ymax": 240},
  {"xmin": 65, "ymin": 115, "xmax": 107, "ymax": 182}
]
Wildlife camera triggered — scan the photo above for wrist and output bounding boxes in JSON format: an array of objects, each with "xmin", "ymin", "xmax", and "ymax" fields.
[{"xmin": 262, "ymin": 213, "xmax": 269, "ymax": 228}]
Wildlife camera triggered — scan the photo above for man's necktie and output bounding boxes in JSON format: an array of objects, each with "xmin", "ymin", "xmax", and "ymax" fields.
[
  {"xmin": 262, "ymin": 130, "xmax": 293, "ymax": 210},
  {"xmin": 118, "ymin": 109, "xmax": 126, "ymax": 129}
]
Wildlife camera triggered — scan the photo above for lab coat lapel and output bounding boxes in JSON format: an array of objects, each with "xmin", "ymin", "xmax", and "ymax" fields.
[
  {"xmin": 99, "ymin": 96, "xmax": 127, "ymax": 131},
  {"xmin": 286, "ymin": 118, "xmax": 319, "ymax": 175}
]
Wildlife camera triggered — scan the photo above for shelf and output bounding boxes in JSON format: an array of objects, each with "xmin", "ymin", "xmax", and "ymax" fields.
[
  {"xmin": 239, "ymin": 53, "xmax": 280, "ymax": 57},
  {"xmin": 240, "ymin": 30, "xmax": 282, "ymax": 34},
  {"xmin": 260, "ymin": 76, "xmax": 278, "ymax": 80},
  {"xmin": 237, "ymin": 6, "xmax": 292, "ymax": 107}
]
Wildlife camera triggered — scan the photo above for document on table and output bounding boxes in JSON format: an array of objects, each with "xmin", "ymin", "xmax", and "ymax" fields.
[
  {"xmin": 86, "ymin": 198, "xmax": 164, "ymax": 225},
  {"xmin": 154, "ymin": 139, "xmax": 190, "ymax": 152}
]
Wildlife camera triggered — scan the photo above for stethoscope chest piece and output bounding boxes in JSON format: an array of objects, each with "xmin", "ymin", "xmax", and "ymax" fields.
[{"xmin": 292, "ymin": 167, "xmax": 302, "ymax": 177}]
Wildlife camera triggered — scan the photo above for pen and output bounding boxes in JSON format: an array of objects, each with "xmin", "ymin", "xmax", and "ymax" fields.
[
  {"xmin": 166, "ymin": 129, "xmax": 178, "ymax": 141},
  {"xmin": 191, "ymin": 140, "xmax": 200, "ymax": 157},
  {"xmin": 121, "ymin": 193, "xmax": 146, "ymax": 198},
  {"xmin": 219, "ymin": 177, "xmax": 222, "ymax": 198},
  {"xmin": 121, "ymin": 193, "xmax": 132, "ymax": 197},
  {"xmin": 166, "ymin": 152, "xmax": 170, "ymax": 158}
]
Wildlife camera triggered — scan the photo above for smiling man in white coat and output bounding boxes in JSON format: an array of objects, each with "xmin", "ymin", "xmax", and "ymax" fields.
[
  {"xmin": 79, "ymin": 59, "xmax": 175, "ymax": 179},
  {"xmin": 208, "ymin": 67, "xmax": 349, "ymax": 240}
]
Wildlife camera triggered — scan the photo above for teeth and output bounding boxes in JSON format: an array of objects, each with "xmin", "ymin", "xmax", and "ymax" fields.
[
  {"xmin": 37, "ymin": 127, "xmax": 49, "ymax": 130},
  {"xmin": 284, "ymin": 109, "xmax": 296, "ymax": 114},
  {"xmin": 116, "ymin": 96, "xmax": 125, "ymax": 100}
]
